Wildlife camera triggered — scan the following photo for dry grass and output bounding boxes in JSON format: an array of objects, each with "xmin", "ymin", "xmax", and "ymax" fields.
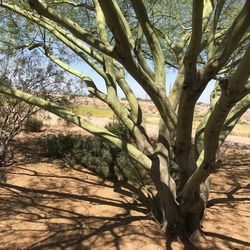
[
  {"xmin": 68, "ymin": 104, "xmax": 114, "ymax": 118},
  {"xmin": 192, "ymin": 120, "xmax": 250, "ymax": 138},
  {"xmin": 230, "ymin": 123, "xmax": 250, "ymax": 138}
]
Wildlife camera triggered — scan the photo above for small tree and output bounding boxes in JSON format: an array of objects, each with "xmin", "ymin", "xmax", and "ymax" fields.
[
  {"xmin": 0, "ymin": 51, "xmax": 80, "ymax": 165},
  {"xmin": 0, "ymin": 93, "xmax": 34, "ymax": 165},
  {"xmin": 0, "ymin": 0, "xmax": 249, "ymax": 248}
]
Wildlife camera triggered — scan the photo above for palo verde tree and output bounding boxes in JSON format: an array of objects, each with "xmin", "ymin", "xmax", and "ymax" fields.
[{"xmin": 0, "ymin": 0, "xmax": 249, "ymax": 248}]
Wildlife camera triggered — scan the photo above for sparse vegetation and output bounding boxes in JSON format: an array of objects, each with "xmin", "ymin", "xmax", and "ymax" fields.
[{"xmin": 43, "ymin": 120, "xmax": 150, "ymax": 185}]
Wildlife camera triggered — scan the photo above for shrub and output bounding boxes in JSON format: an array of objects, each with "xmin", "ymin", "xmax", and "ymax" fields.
[
  {"xmin": 105, "ymin": 120, "xmax": 132, "ymax": 142},
  {"xmin": 44, "ymin": 121, "xmax": 177, "ymax": 185},
  {"xmin": 25, "ymin": 117, "xmax": 43, "ymax": 132},
  {"xmin": 59, "ymin": 96, "xmax": 72, "ymax": 106},
  {"xmin": 43, "ymin": 133, "xmax": 149, "ymax": 184}
]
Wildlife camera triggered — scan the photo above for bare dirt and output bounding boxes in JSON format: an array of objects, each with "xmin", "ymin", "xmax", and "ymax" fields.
[{"xmin": 0, "ymin": 127, "xmax": 249, "ymax": 250}]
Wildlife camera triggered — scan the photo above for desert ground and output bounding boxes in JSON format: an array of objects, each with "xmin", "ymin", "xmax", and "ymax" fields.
[{"xmin": 0, "ymin": 98, "xmax": 249, "ymax": 250}]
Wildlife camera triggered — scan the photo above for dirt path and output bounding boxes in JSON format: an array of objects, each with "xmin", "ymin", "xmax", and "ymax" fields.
[{"xmin": 0, "ymin": 135, "xmax": 249, "ymax": 250}]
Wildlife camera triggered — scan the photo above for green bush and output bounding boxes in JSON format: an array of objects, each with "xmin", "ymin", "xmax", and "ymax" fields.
[
  {"xmin": 25, "ymin": 117, "xmax": 43, "ymax": 132},
  {"xmin": 43, "ymin": 121, "xmax": 177, "ymax": 185},
  {"xmin": 45, "ymin": 134, "xmax": 79, "ymax": 157},
  {"xmin": 105, "ymin": 120, "xmax": 132, "ymax": 142},
  {"xmin": 44, "ymin": 133, "xmax": 149, "ymax": 184}
]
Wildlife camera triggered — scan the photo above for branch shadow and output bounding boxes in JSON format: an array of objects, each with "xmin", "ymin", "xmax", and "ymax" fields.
[
  {"xmin": 0, "ymin": 164, "xmax": 164, "ymax": 250},
  {"xmin": 203, "ymin": 231, "xmax": 250, "ymax": 247},
  {"xmin": 207, "ymin": 196, "xmax": 250, "ymax": 207},
  {"xmin": 202, "ymin": 147, "xmax": 250, "ymax": 249},
  {"xmin": 0, "ymin": 182, "xmax": 147, "ymax": 214}
]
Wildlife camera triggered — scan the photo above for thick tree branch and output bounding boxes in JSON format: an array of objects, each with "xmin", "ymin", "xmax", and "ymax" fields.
[
  {"xmin": 219, "ymin": 95, "xmax": 250, "ymax": 143},
  {"xmin": 227, "ymin": 42, "xmax": 250, "ymax": 93},
  {"xmin": 97, "ymin": 1, "xmax": 177, "ymax": 132},
  {"xmin": 97, "ymin": 0, "xmax": 135, "ymax": 61},
  {"xmin": 207, "ymin": 0, "xmax": 226, "ymax": 60},
  {"xmin": 174, "ymin": 2, "xmax": 249, "ymax": 191},
  {"xmin": 181, "ymin": 48, "xmax": 250, "ymax": 199},
  {"xmin": 195, "ymin": 81, "xmax": 221, "ymax": 159},
  {"xmin": 183, "ymin": 0, "xmax": 204, "ymax": 84},
  {"xmin": 182, "ymin": 90, "xmax": 249, "ymax": 200},
  {"xmin": 202, "ymin": 0, "xmax": 214, "ymax": 33},
  {"xmin": 195, "ymin": 84, "xmax": 249, "ymax": 164},
  {"xmin": 116, "ymin": 68, "xmax": 143, "ymax": 125},
  {"xmin": 216, "ymin": 1, "xmax": 250, "ymax": 67},
  {"xmin": 94, "ymin": 0, "xmax": 153, "ymax": 154},
  {"xmin": 173, "ymin": 1, "xmax": 204, "ymax": 191},
  {"xmin": 134, "ymin": 24, "xmax": 155, "ymax": 80},
  {"xmin": 168, "ymin": 66, "xmax": 185, "ymax": 111}
]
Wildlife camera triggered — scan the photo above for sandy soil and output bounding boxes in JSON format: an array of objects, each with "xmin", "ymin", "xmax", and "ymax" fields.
[{"xmin": 0, "ymin": 129, "xmax": 249, "ymax": 250}]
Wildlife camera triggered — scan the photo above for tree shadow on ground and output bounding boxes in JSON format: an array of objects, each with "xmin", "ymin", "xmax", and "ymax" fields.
[
  {"xmin": 207, "ymin": 148, "xmax": 250, "ymax": 208},
  {"xmin": 203, "ymin": 231, "xmax": 250, "ymax": 247},
  {"xmin": 0, "ymin": 164, "xmax": 165, "ymax": 250},
  {"xmin": 0, "ymin": 135, "xmax": 166, "ymax": 249},
  {"xmin": 0, "ymin": 137, "xmax": 249, "ymax": 250},
  {"xmin": 201, "ymin": 147, "xmax": 250, "ymax": 250}
]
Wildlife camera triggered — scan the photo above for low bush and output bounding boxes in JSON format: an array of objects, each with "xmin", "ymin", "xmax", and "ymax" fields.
[
  {"xmin": 44, "ymin": 132, "xmax": 149, "ymax": 185},
  {"xmin": 43, "ymin": 121, "xmax": 178, "ymax": 185},
  {"xmin": 25, "ymin": 117, "xmax": 43, "ymax": 132},
  {"xmin": 105, "ymin": 120, "xmax": 132, "ymax": 142}
]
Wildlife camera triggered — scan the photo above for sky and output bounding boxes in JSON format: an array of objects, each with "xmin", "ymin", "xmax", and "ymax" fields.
[{"xmin": 73, "ymin": 61, "xmax": 215, "ymax": 104}]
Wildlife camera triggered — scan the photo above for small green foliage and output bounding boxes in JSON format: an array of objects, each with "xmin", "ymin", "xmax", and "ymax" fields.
[
  {"xmin": 105, "ymin": 120, "xmax": 132, "ymax": 142},
  {"xmin": 25, "ymin": 117, "xmax": 43, "ymax": 132}
]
